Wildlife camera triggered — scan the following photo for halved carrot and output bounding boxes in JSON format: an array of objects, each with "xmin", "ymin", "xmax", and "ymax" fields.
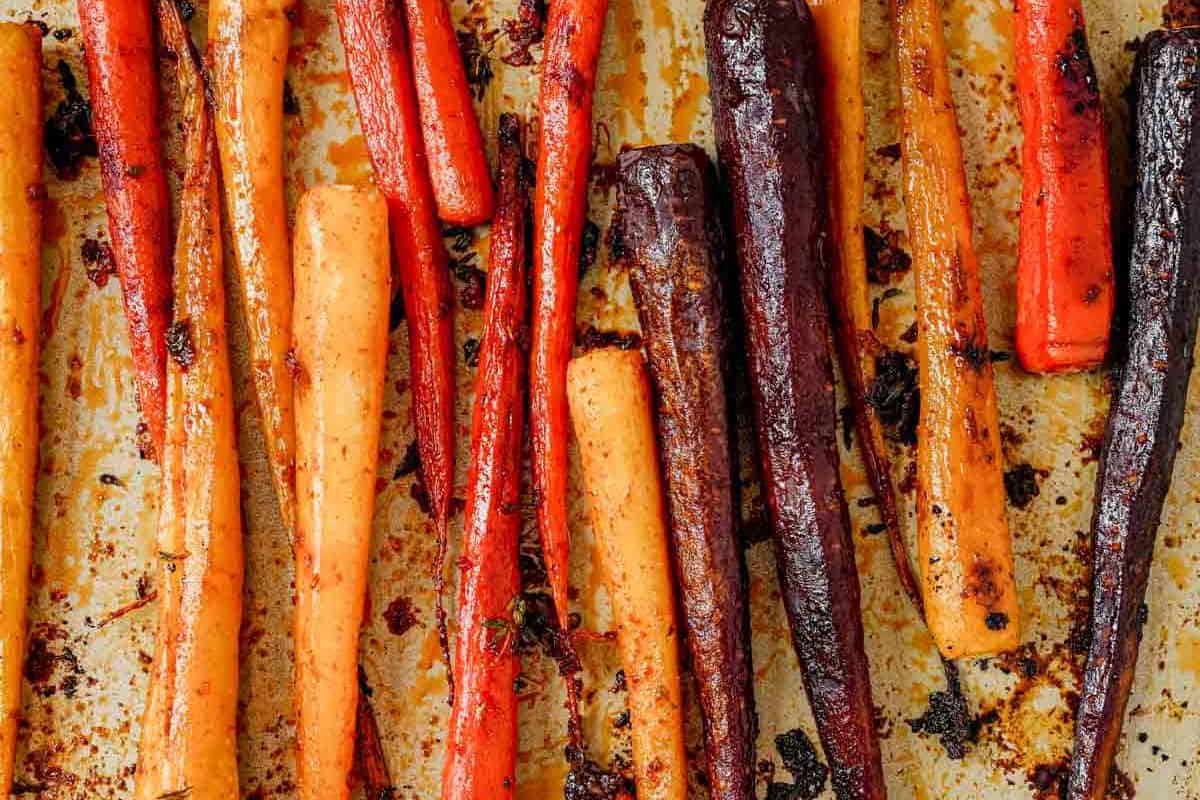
[
  {"xmin": 292, "ymin": 184, "xmax": 391, "ymax": 800},
  {"xmin": 135, "ymin": 3, "xmax": 242, "ymax": 796},
  {"xmin": 335, "ymin": 0, "xmax": 457, "ymax": 687},
  {"xmin": 442, "ymin": 113, "xmax": 527, "ymax": 800},
  {"xmin": 0, "ymin": 24, "xmax": 41, "ymax": 799},
  {"xmin": 892, "ymin": 0, "xmax": 1020, "ymax": 658},
  {"xmin": 208, "ymin": 0, "xmax": 298, "ymax": 536},
  {"xmin": 402, "ymin": 0, "xmax": 494, "ymax": 224},
  {"xmin": 76, "ymin": 0, "xmax": 171, "ymax": 456},
  {"xmin": 567, "ymin": 348, "xmax": 687, "ymax": 800},
  {"xmin": 1014, "ymin": 0, "xmax": 1114, "ymax": 374}
]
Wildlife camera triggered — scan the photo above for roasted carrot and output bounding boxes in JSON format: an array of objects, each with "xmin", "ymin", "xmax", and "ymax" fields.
[
  {"xmin": 0, "ymin": 25, "xmax": 41, "ymax": 799},
  {"xmin": 209, "ymin": 0, "xmax": 297, "ymax": 537},
  {"xmin": 292, "ymin": 184, "xmax": 391, "ymax": 800},
  {"xmin": 809, "ymin": 0, "xmax": 921, "ymax": 614},
  {"xmin": 529, "ymin": 0, "xmax": 608, "ymax": 657},
  {"xmin": 892, "ymin": 0, "xmax": 1020, "ymax": 658},
  {"xmin": 566, "ymin": 348, "xmax": 688, "ymax": 800},
  {"xmin": 76, "ymin": 0, "xmax": 171, "ymax": 457},
  {"xmin": 402, "ymin": 0, "xmax": 494, "ymax": 225},
  {"xmin": 335, "ymin": 0, "xmax": 457, "ymax": 688},
  {"xmin": 1068, "ymin": 24, "xmax": 1200, "ymax": 800},
  {"xmin": 442, "ymin": 113, "xmax": 527, "ymax": 800},
  {"xmin": 135, "ymin": 3, "xmax": 242, "ymax": 796},
  {"xmin": 1014, "ymin": 0, "xmax": 1114, "ymax": 374}
]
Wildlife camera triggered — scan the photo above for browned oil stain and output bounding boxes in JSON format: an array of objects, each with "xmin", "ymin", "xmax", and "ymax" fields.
[
  {"xmin": 325, "ymin": 134, "xmax": 371, "ymax": 185},
  {"xmin": 670, "ymin": 70, "xmax": 707, "ymax": 143},
  {"xmin": 603, "ymin": 0, "xmax": 648, "ymax": 136}
]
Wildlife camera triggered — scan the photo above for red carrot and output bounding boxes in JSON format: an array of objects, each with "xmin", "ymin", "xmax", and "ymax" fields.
[
  {"xmin": 441, "ymin": 112, "xmax": 527, "ymax": 800},
  {"xmin": 76, "ymin": 0, "xmax": 171, "ymax": 456},
  {"xmin": 402, "ymin": 0, "xmax": 494, "ymax": 225},
  {"xmin": 1015, "ymin": 0, "xmax": 1114, "ymax": 373},
  {"xmin": 334, "ymin": 0, "xmax": 458, "ymax": 694}
]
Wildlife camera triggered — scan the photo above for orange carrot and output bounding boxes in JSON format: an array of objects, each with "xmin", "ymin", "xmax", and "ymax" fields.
[
  {"xmin": 402, "ymin": 0, "xmax": 494, "ymax": 224},
  {"xmin": 1015, "ymin": 0, "xmax": 1114, "ymax": 373}
]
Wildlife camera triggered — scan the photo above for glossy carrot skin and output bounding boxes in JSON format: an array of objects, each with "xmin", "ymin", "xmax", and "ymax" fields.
[
  {"xmin": 135, "ymin": 5, "xmax": 242, "ymax": 796},
  {"xmin": 209, "ymin": 0, "xmax": 297, "ymax": 537},
  {"xmin": 76, "ymin": 0, "xmax": 171, "ymax": 456},
  {"xmin": 0, "ymin": 25, "xmax": 41, "ymax": 798},
  {"xmin": 442, "ymin": 113, "xmax": 527, "ymax": 800},
  {"xmin": 1015, "ymin": 0, "xmax": 1114, "ymax": 374},
  {"xmin": 892, "ymin": 0, "xmax": 1020, "ymax": 660},
  {"xmin": 292, "ymin": 185, "xmax": 391, "ymax": 800},
  {"xmin": 530, "ymin": 0, "xmax": 609, "ymax": 636},
  {"xmin": 403, "ymin": 0, "xmax": 494, "ymax": 224}
]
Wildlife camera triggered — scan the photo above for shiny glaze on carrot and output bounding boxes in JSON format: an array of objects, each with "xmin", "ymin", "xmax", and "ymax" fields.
[
  {"xmin": 76, "ymin": 0, "xmax": 171, "ymax": 456},
  {"xmin": 442, "ymin": 113, "xmax": 527, "ymax": 800},
  {"xmin": 403, "ymin": 0, "xmax": 494, "ymax": 224},
  {"xmin": 0, "ymin": 24, "xmax": 41, "ymax": 798},
  {"xmin": 135, "ymin": 4, "xmax": 242, "ymax": 796},
  {"xmin": 209, "ymin": 0, "xmax": 298, "ymax": 537}
]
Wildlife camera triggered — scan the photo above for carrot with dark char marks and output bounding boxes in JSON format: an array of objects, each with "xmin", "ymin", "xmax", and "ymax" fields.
[
  {"xmin": 1068, "ymin": 22, "xmax": 1200, "ymax": 800},
  {"xmin": 615, "ymin": 144, "xmax": 756, "ymax": 800},
  {"xmin": 704, "ymin": 1, "xmax": 885, "ymax": 796},
  {"xmin": 528, "ymin": 0, "xmax": 607, "ymax": 734},
  {"xmin": 892, "ymin": 0, "xmax": 1020, "ymax": 660},
  {"xmin": 442, "ymin": 113, "xmax": 527, "ymax": 800},
  {"xmin": 335, "ymin": 0, "xmax": 457, "ymax": 693},
  {"xmin": 76, "ymin": 0, "xmax": 171, "ymax": 457},
  {"xmin": 402, "ymin": 0, "xmax": 494, "ymax": 224},
  {"xmin": 1014, "ymin": 0, "xmax": 1114, "ymax": 374}
]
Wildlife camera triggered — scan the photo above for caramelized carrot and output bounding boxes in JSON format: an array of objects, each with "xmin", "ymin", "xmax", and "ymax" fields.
[
  {"xmin": 292, "ymin": 185, "xmax": 391, "ymax": 800},
  {"xmin": 892, "ymin": 0, "xmax": 1020, "ymax": 658},
  {"xmin": 402, "ymin": 0, "xmax": 494, "ymax": 224},
  {"xmin": 209, "ymin": 0, "xmax": 297, "ymax": 536},
  {"xmin": 1014, "ymin": 0, "xmax": 1114, "ymax": 374},
  {"xmin": 567, "ymin": 349, "xmax": 688, "ymax": 800},
  {"xmin": 0, "ymin": 25, "xmax": 41, "ymax": 798},
  {"xmin": 442, "ymin": 113, "xmax": 527, "ymax": 800},
  {"xmin": 335, "ymin": 0, "xmax": 457, "ymax": 687},
  {"xmin": 529, "ymin": 0, "xmax": 608, "ymax": 657},
  {"xmin": 809, "ymin": 0, "xmax": 920, "ymax": 612},
  {"xmin": 135, "ymin": 4, "xmax": 242, "ymax": 796},
  {"xmin": 76, "ymin": 0, "xmax": 171, "ymax": 456}
]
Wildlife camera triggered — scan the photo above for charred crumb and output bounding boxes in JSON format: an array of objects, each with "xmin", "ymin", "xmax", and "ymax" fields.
[
  {"xmin": 174, "ymin": 0, "xmax": 196, "ymax": 21},
  {"xmin": 388, "ymin": 289, "xmax": 406, "ymax": 330},
  {"xmin": 563, "ymin": 749, "xmax": 634, "ymax": 800},
  {"xmin": 45, "ymin": 60, "xmax": 97, "ymax": 179},
  {"xmin": 393, "ymin": 441, "xmax": 421, "ymax": 479},
  {"xmin": 1027, "ymin": 762, "xmax": 1068, "ymax": 800},
  {"xmin": 611, "ymin": 669, "xmax": 626, "ymax": 693},
  {"xmin": 871, "ymin": 286, "xmax": 904, "ymax": 329},
  {"xmin": 502, "ymin": 0, "xmax": 546, "ymax": 66},
  {"xmin": 907, "ymin": 665, "xmax": 988, "ymax": 759},
  {"xmin": 444, "ymin": 226, "xmax": 476, "ymax": 254},
  {"xmin": 866, "ymin": 351, "xmax": 919, "ymax": 445},
  {"xmin": 578, "ymin": 219, "xmax": 600, "ymax": 276},
  {"xmin": 282, "ymin": 80, "xmax": 301, "ymax": 116},
  {"xmin": 1165, "ymin": 0, "xmax": 1200, "ymax": 27},
  {"xmin": 949, "ymin": 331, "xmax": 990, "ymax": 371},
  {"xmin": 985, "ymin": 612, "xmax": 1010, "ymax": 631},
  {"xmin": 990, "ymin": 350, "xmax": 1011, "ymax": 363},
  {"xmin": 24, "ymin": 18, "xmax": 49, "ymax": 36},
  {"xmin": 864, "ymin": 225, "xmax": 912, "ymax": 284},
  {"xmin": 166, "ymin": 319, "xmax": 196, "ymax": 370},
  {"xmin": 1004, "ymin": 463, "xmax": 1041, "ymax": 509},
  {"xmin": 448, "ymin": 250, "xmax": 487, "ymax": 311},
  {"xmin": 839, "ymin": 405, "xmax": 854, "ymax": 449},
  {"xmin": 382, "ymin": 596, "xmax": 419, "ymax": 637},
  {"xmin": 99, "ymin": 473, "xmax": 124, "ymax": 488},
  {"xmin": 900, "ymin": 321, "xmax": 919, "ymax": 343},
  {"xmin": 576, "ymin": 325, "xmax": 641, "ymax": 351},
  {"xmin": 458, "ymin": 30, "xmax": 493, "ymax": 101},
  {"xmin": 52, "ymin": 28, "xmax": 72, "ymax": 41},
  {"xmin": 768, "ymin": 729, "xmax": 828, "ymax": 800},
  {"xmin": 136, "ymin": 421, "xmax": 156, "ymax": 461},
  {"xmin": 409, "ymin": 478, "xmax": 432, "ymax": 515},
  {"xmin": 81, "ymin": 238, "xmax": 116, "ymax": 287},
  {"xmin": 875, "ymin": 142, "xmax": 902, "ymax": 160},
  {"xmin": 463, "ymin": 337, "xmax": 481, "ymax": 368}
]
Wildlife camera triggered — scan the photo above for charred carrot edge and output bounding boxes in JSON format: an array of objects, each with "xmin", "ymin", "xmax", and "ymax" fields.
[
  {"xmin": 529, "ymin": 0, "xmax": 608, "ymax": 734},
  {"xmin": 808, "ymin": 0, "xmax": 921, "ymax": 615},
  {"xmin": 1067, "ymin": 26, "xmax": 1200, "ymax": 800},
  {"xmin": 354, "ymin": 668, "xmax": 396, "ymax": 800},
  {"xmin": 567, "ymin": 349, "xmax": 688, "ymax": 800},
  {"xmin": 1014, "ymin": 0, "xmax": 1114, "ymax": 374},
  {"xmin": 891, "ymin": 0, "xmax": 1020, "ymax": 659},
  {"xmin": 76, "ymin": 0, "xmax": 171, "ymax": 457},
  {"xmin": 442, "ymin": 113, "xmax": 527, "ymax": 800},
  {"xmin": 292, "ymin": 184, "xmax": 391, "ymax": 800},
  {"xmin": 334, "ymin": 0, "xmax": 458, "ymax": 695},
  {"xmin": 402, "ymin": 0, "xmax": 494, "ymax": 224},
  {"xmin": 135, "ymin": 4, "xmax": 243, "ymax": 796},
  {"xmin": 208, "ymin": 0, "xmax": 298, "ymax": 538},
  {"xmin": 0, "ymin": 24, "xmax": 41, "ymax": 799}
]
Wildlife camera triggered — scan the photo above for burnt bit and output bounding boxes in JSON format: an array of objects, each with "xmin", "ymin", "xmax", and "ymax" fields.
[
  {"xmin": 99, "ymin": 473, "xmax": 124, "ymax": 488},
  {"xmin": 448, "ymin": 249, "xmax": 487, "ymax": 311},
  {"xmin": 393, "ymin": 441, "xmax": 421, "ymax": 479},
  {"xmin": 864, "ymin": 226, "xmax": 912, "ymax": 284},
  {"xmin": 576, "ymin": 325, "xmax": 641, "ymax": 351},
  {"xmin": 282, "ymin": 80, "xmax": 301, "ymax": 116},
  {"xmin": 1027, "ymin": 762, "xmax": 1068, "ymax": 800},
  {"xmin": 52, "ymin": 28, "xmax": 73, "ymax": 41},
  {"xmin": 502, "ymin": 0, "xmax": 546, "ymax": 66},
  {"xmin": 1055, "ymin": 17, "xmax": 1101, "ymax": 115},
  {"xmin": 463, "ymin": 337, "xmax": 481, "ymax": 368},
  {"xmin": 578, "ymin": 219, "xmax": 601, "ymax": 276},
  {"xmin": 768, "ymin": 729, "xmax": 828, "ymax": 800},
  {"xmin": 563, "ymin": 748, "xmax": 634, "ymax": 800},
  {"xmin": 166, "ymin": 319, "xmax": 196, "ymax": 370},
  {"xmin": 908, "ymin": 663, "xmax": 989, "ymax": 759},
  {"xmin": 1004, "ymin": 463, "xmax": 1041, "ymax": 509},
  {"xmin": 1166, "ymin": 0, "xmax": 1200, "ymax": 27},
  {"xmin": 45, "ymin": 60, "xmax": 97, "ymax": 179},
  {"xmin": 81, "ymin": 238, "xmax": 116, "ymax": 288},
  {"xmin": 950, "ymin": 326, "xmax": 990, "ymax": 371},
  {"xmin": 458, "ymin": 30, "xmax": 494, "ymax": 101},
  {"xmin": 866, "ymin": 350, "xmax": 919, "ymax": 445},
  {"xmin": 382, "ymin": 596, "xmax": 419, "ymax": 637},
  {"xmin": 985, "ymin": 611, "xmax": 1010, "ymax": 631}
]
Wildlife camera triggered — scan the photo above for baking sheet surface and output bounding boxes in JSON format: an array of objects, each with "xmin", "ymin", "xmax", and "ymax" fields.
[{"xmin": 8, "ymin": 0, "xmax": 1197, "ymax": 798}]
